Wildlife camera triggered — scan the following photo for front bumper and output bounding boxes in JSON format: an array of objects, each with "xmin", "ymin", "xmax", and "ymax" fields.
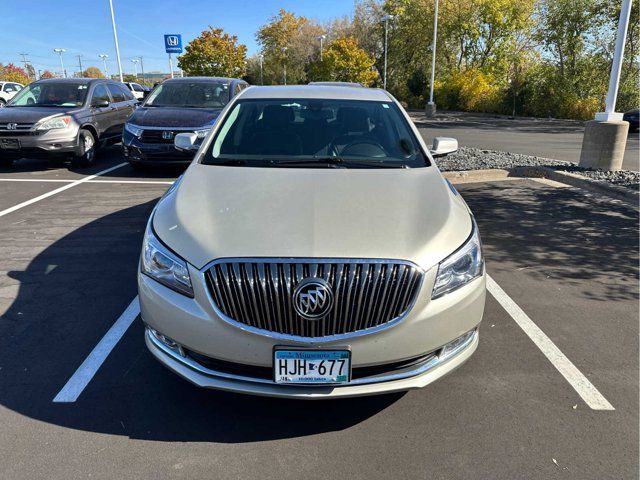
[
  {"xmin": 146, "ymin": 326, "xmax": 479, "ymax": 399},
  {"xmin": 122, "ymin": 129, "xmax": 196, "ymax": 165},
  {"xmin": 0, "ymin": 128, "xmax": 80, "ymax": 159},
  {"xmin": 139, "ymin": 261, "xmax": 486, "ymax": 398}
]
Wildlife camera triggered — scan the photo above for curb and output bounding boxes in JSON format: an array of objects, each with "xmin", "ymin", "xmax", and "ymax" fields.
[{"xmin": 443, "ymin": 167, "xmax": 639, "ymax": 206}]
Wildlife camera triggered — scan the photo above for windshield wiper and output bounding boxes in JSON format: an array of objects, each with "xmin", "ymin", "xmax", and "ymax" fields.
[{"xmin": 270, "ymin": 157, "xmax": 408, "ymax": 169}]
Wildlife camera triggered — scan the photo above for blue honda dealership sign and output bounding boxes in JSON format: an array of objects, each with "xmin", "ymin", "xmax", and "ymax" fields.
[{"xmin": 164, "ymin": 34, "xmax": 183, "ymax": 54}]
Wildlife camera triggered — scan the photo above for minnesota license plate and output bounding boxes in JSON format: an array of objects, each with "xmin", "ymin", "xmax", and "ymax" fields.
[
  {"xmin": 0, "ymin": 139, "xmax": 19, "ymax": 149},
  {"xmin": 274, "ymin": 348, "xmax": 351, "ymax": 384}
]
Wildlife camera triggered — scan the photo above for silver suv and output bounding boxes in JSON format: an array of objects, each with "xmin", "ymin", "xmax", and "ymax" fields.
[{"xmin": 0, "ymin": 78, "xmax": 137, "ymax": 167}]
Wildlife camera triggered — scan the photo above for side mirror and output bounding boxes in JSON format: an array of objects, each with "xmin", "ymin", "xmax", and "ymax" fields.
[
  {"xmin": 142, "ymin": 90, "xmax": 150, "ymax": 99},
  {"xmin": 92, "ymin": 99, "xmax": 110, "ymax": 108},
  {"xmin": 174, "ymin": 132, "xmax": 199, "ymax": 152},
  {"xmin": 430, "ymin": 137, "xmax": 458, "ymax": 157}
]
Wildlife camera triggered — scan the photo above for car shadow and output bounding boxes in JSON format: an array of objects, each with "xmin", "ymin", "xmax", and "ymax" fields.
[
  {"xmin": 459, "ymin": 180, "xmax": 639, "ymax": 302},
  {"xmin": 0, "ymin": 200, "xmax": 402, "ymax": 443},
  {"xmin": 0, "ymin": 145, "xmax": 187, "ymax": 180}
]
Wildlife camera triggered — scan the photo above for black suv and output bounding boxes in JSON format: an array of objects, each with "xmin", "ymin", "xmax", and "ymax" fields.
[
  {"xmin": 0, "ymin": 78, "xmax": 138, "ymax": 167},
  {"xmin": 122, "ymin": 77, "xmax": 248, "ymax": 168}
]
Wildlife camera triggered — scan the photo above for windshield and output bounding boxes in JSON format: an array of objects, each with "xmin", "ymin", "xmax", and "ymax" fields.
[
  {"xmin": 203, "ymin": 99, "xmax": 429, "ymax": 168},
  {"xmin": 144, "ymin": 81, "xmax": 230, "ymax": 108},
  {"xmin": 8, "ymin": 82, "xmax": 88, "ymax": 107}
]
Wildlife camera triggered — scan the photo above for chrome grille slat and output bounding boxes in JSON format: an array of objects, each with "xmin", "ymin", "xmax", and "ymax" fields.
[{"xmin": 205, "ymin": 259, "xmax": 424, "ymax": 339}]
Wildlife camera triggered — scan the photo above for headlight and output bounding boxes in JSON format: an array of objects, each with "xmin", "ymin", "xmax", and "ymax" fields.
[
  {"xmin": 34, "ymin": 115, "xmax": 72, "ymax": 131},
  {"xmin": 195, "ymin": 127, "xmax": 211, "ymax": 139},
  {"xmin": 432, "ymin": 218, "xmax": 483, "ymax": 299},
  {"xmin": 141, "ymin": 220, "xmax": 193, "ymax": 297},
  {"xmin": 124, "ymin": 123, "xmax": 143, "ymax": 138}
]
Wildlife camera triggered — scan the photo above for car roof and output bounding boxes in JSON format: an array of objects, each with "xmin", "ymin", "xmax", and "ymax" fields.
[
  {"xmin": 308, "ymin": 81, "xmax": 363, "ymax": 87},
  {"xmin": 240, "ymin": 85, "xmax": 391, "ymax": 101},
  {"xmin": 34, "ymin": 78, "xmax": 106, "ymax": 85},
  {"xmin": 162, "ymin": 76, "xmax": 246, "ymax": 84}
]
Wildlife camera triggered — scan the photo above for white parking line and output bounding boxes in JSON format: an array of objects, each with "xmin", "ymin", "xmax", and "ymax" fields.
[
  {"xmin": 0, "ymin": 163, "xmax": 127, "ymax": 219},
  {"xmin": 53, "ymin": 296, "xmax": 140, "ymax": 403},
  {"xmin": 486, "ymin": 275, "xmax": 615, "ymax": 411},
  {"xmin": 0, "ymin": 178, "xmax": 174, "ymax": 185}
]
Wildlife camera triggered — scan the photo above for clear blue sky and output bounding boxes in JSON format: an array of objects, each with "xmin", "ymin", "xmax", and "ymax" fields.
[{"xmin": 0, "ymin": 0, "xmax": 355, "ymax": 76}]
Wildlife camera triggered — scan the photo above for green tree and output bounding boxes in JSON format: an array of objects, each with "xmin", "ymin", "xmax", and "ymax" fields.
[
  {"xmin": 256, "ymin": 9, "xmax": 323, "ymax": 84},
  {"xmin": 178, "ymin": 26, "xmax": 247, "ymax": 77},
  {"xmin": 83, "ymin": 66, "xmax": 105, "ymax": 78},
  {"xmin": 308, "ymin": 37, "xmax": 379, "ymax": 85}
]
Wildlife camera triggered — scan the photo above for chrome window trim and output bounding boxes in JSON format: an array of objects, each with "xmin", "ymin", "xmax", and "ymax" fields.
[
  {"xmin": 197, "ymin": 257, "xmax": 425, "ymax": 343},
  {"xmin": 148, "ymin": 327, "xmax": 477, "ymax": 387}
]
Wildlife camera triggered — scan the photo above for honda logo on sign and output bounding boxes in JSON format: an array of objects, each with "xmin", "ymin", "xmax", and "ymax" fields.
[{"xmin": 164, "ymin": 34, "xmax": 183, "ymax": 54}]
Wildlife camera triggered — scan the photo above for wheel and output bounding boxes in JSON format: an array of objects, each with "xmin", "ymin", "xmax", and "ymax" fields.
[
  {"xmin": 71, "ymin": 129, "xmax": 97, "ymax": 167},
  {"xmin": 0, "ymin": 157, "xmax": 14, "ymax": 168}
]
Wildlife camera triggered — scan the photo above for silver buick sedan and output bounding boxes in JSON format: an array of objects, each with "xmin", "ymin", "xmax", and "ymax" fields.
[{"xmin": 138, "ymin": 85, "xmax": 486, "ymax": 398}]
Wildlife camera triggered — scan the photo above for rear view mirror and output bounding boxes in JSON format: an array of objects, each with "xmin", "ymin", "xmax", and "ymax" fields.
[
  {"xmin": 174, "ymin": 132, "xmax": 199, "ymax": 152},
  {"xmin": 430, "ymin": 137, "xmax": 458, "ymax": 157}
]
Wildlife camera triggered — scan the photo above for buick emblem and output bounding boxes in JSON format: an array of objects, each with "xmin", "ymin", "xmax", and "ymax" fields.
[
  {"xmin": 293, "ymin": 278, "xmax": 334, "ymax": 320},
  {"xmin": 162, "ymin": 131, "xmax": 174, "ymax": 140},
  {"xmin": 6, "ymin": 123, "xmax": 17, "ymax": 130}
]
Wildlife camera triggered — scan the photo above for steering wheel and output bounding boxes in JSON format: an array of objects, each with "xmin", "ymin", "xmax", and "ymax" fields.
[{"xmin": 337, "ymin": 139, "xmax": 388, "ymax": 158}]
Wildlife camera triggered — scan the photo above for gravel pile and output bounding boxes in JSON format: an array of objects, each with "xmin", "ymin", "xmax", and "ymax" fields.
[
  {"xmin": 436, "ymin": 146, "xmax": 571, "ymax": 171},
  {"xmin": 437, "ymin": 146, "xmax": 639, "ymax": 192}
]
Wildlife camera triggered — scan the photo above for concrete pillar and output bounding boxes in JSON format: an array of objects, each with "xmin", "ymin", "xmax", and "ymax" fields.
[
  {"xmin": 578, "ymin": 120, "xmax": 629, "ymax": 171},
  {"xmin": 425, "ymin": 102, "xmax": 436, "ymax": 118}
]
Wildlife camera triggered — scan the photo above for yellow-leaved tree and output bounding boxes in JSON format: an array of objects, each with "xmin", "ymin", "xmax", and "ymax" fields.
[{"xmin": 308, "ymin": 37, "xmax": 378, "ymax": 86}]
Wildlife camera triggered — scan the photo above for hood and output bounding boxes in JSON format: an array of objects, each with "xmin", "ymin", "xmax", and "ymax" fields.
[
  {"xmin": 153, "ymin": 164, "xmax": 472, "ymax": 271},
  {"xmin": 129, "ymin": 106, "xmax": 222, "ymax": 128},
  {"xmin": 0, "ymin": 106, "xmax": 77, "ymax": 124}
]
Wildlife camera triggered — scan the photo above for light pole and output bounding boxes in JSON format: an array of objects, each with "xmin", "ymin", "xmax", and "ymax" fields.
[
  {"xmin": 108, "ymin": 0, "xmax": 124, "ymax": 82},
  {"xmin": 579, "ymin": 0, "xmax": 632, "ymax": 171},
  {"xmin": 131, "ymin": 58, "xmax": 139, "ymax": 79},
  {"xmin": 426, "ymin": 0, "xmax": 438, "ymax": 117},
  {"xmin": 259, "ymin": 53, "xmax": 264, "ymax": 85},
  {"xmin": 318, "ymin": 34, "xmax": 326, "ymax": 61},
  {"xmin": 53, "ymin": 48, "xmax": 66, "ymax": 78},
  {"xmin": 138, "ymin": 56, "xmax": 145, "ymax": 83},
  {"xmin": 382, "ymin": 15, "xmax": 394, "ymax": 90},
  {"xmin": 99, "ymin": 54, "xmax": 109, "ymax": 78},
  {"xmin": 282, "ymin": 47, "xmax": 287, "ymax": 85}
]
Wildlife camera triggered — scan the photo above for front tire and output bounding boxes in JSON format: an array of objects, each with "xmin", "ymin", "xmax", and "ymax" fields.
[
  {"xmin": 71, "ymin": 129, "xmax": 97, "ymax": 168},
  {"xmin": 0, "ymin": 157, "xmax": 14, "ymax": 168}
]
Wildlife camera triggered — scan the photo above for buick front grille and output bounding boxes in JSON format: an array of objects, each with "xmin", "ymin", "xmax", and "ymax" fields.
[{"xmin": 205, "ymin": 259, "xmax": 424, "ymax": 338}]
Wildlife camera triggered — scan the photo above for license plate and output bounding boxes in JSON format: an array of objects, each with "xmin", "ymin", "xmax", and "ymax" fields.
[
  {"xmin": 0, "ymin": 139, "xmax": 19, "ymax": 149},
  {"xmin": 274, "ymin": 348, "xmax": 351, "ymax": 384}
]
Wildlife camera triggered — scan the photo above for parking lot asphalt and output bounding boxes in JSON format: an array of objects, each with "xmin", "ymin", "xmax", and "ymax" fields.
[
  {"xmin": 0, "ymin": 147, "xmax": 637, "ymax": 479},
  {"xmin": 412, "ymin": 111, "xmax": 640, "ymax": 171}
]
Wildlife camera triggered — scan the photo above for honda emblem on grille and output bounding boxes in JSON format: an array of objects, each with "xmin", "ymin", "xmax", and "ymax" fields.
[
  {"xmin": 293, "ymin": 278, "xmax": 334, "ymax": 320},
  {"xmin": 162, "ymin": 131, "xmax": 174, "ymax": 140},
  {"xmin": 6, "ymin": 123, "xmax": 17, "ymax": 130}
]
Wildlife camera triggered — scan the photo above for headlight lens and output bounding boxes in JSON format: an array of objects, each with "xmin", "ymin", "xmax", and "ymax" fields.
[
  {"xmin": 141, "ymin": 220, "xmax": 193, "ymax": 297},
  {"xmin": 432, "ymin": 219, "xmax": 483, "ymax": 298},
  {"xmin": 35, "ymin": 115, "xmax": 72, "ymax": 131},
  {"xmin": 195, "ymin": 127, "xmax": 211, "ymax": 139},
  {"xmin": 124, "ymin": 123, "xmax": 143, "ymax": 138}
]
